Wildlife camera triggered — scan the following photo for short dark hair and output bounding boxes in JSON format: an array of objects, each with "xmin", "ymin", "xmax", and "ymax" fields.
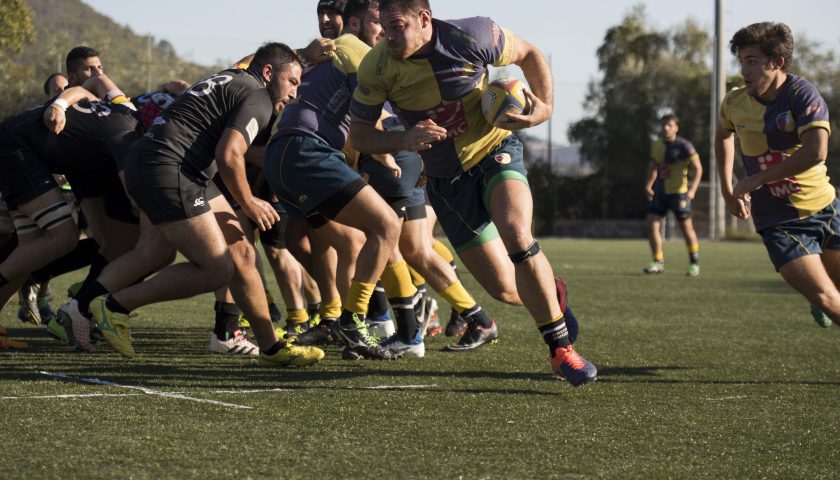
[
  {"xmin": 730, "ymin": 22, "xmax": 793, "ymax": 71},
  {"xmin": 660, "ymin": 114, "xmax": 679, "ymax": 126},
  {"xmin": 343, "ymin": 0, "xmax": 378, "ymax": 24},
  {"xmin": 66, "ymin": 46, "xmax": 100, "ymax": 73},
  {"xmin": 43, "ymin": 73, "xmax": 66, "ymax": 96},
  {"xmin": 249, "ymin": 42, "xmax": 302, "ymax": 75},
  {"xmin": 317, "ymin": 0, "xmax": 348, "ymax": 14},
  {"xmin": 379, "ymin": 0, "xmax": 430, "ymax": 15}
]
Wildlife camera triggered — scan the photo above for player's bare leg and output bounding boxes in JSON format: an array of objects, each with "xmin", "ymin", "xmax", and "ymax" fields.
[{"xmin": 779, "ymin": 254, "xmax": 840, "ymax": 326}]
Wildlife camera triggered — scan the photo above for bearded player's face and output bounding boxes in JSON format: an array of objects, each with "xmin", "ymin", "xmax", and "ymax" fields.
[{"xmin": 268, "ymin": 62, "xmax": 302, "ymax": 111}]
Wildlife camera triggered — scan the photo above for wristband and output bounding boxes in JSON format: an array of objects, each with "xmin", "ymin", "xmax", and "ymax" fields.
[{"xmin": 52, "ymin": 98, "xmax": 69, "ymax": 111}]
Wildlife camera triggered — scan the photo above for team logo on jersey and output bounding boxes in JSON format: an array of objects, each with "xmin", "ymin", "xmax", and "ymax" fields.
[
  {"xmin": 756, "ymin": 151, "xmax": 800, "ymax": 198},
  {"xmin": 188, "ymin": 74, "xmax": 234, "ymax": 97},
  {"xmin": 298, "ymin": 194, "xmax": 308, "ymax": 204},
  {"xmin": 494, "ymin": 153, "xmax": 511, "ymax": 164},
  {"xmin": 426, "ymin": 101, "xmax": 468, "ymax": 138},
  {"xmin": 72, "ymin": 102, "xmax": 112, "ymax": 117},
  {"xmin": 245, "ymin": 118, "xmax": 259, "ymax": 145},
  {"xmin": 775, "ymin": 111, "xmax": 795, "ymax": 133}
]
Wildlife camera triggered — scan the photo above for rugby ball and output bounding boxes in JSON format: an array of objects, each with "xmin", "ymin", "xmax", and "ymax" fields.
[{"xmin": 480, "ymin": 77, "xmax": 532, "ymax": 129}]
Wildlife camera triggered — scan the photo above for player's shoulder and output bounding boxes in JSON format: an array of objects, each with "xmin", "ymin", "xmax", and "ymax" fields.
[
  {"xmin": 333, "ymin": 33, "xmax": 372, "ymax": 72},
  {"xmin": 723, "ymin": 85, "xmax": 748, "ymax": 105},
  {"xmin": 358, "ymin": 40, "xmax": 393, "ymax": 80},
  {"xmin": 437, "ymin": 17, "xmax": 498, "ymax": 53},
  {"xmin": 786, "ymin": 74, "xmax": 823, "ymax": 101}
]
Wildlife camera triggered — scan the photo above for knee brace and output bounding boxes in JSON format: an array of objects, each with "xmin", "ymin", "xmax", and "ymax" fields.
[{"xmin": 508, "ymin": 240, "xmax": 541, "ymax": 264}]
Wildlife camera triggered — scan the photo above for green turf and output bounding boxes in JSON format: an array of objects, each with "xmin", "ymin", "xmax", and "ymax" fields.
[{"xmin": 2, "ymin": 239, "xmax": 839, "ymax": 479}]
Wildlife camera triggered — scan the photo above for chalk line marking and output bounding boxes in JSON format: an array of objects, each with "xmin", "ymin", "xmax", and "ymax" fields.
[
  {"xmin": 2, "ymin": 393, "xmax": 143, "ymax": 400},
  {"xmin": 39, "ymin": 371, "xmax": 252, "ymax": 409},
  {"xmin": 214, "ymin": 384, "xmax": 439, "ymax": 394}
]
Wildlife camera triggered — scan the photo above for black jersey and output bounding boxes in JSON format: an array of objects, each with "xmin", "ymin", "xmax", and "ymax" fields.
[
  {"xmin": 51, "ymin": 100, "xmax": 141, "ymax": 173},
  {"xmin": 0, "ymin": 104, "xmax": 56, "ymax": 159},
  {"xmin": 135, "ymin": 68, "xmax": 274, "ymax": 182}
]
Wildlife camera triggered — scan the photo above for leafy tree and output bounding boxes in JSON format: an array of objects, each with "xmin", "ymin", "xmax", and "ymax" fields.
[
  {"xmin": 568, "ymin": 6, "xmax": 712, "ymax": 219},
  {"xmin": 0, "ymin": 0, "xmax": 35, "ymax": 51}
]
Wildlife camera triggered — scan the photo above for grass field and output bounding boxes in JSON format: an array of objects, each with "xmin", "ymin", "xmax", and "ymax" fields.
[{"xmin": 2, "ymin": 238, "xmax": 839, "ymax": 479}]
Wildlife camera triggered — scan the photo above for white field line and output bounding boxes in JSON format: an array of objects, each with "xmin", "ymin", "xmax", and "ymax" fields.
[
  {"xmin": 2, "ymin": 393, "xmax": 143, "ymax": 400},
  {"xmin": 39, "ymin": 371, "xmax": 252, "ymax": 410},
  {"xmin": 213, "ymin": 384, "xmax": 439, "ymax": 394}
]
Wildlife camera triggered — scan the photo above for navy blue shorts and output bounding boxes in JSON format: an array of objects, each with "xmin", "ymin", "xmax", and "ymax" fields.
[
  {"xmin": 265, "ymin": 134, "xmax": 363, "ymax": 219},
  {"xmin": 360, "ymin": 150, "xmax": 426, "ymax": 218},
  {"xmin": 760, "ymin": 198, "xmax": 840, "ymax": 270},
  {"xmin": 426, "ymin": 135, "xmax": 527, "ymax": 252},
  {"xmin": 649, "ymin": 193, "xmax": 691, "ymax": 220}
]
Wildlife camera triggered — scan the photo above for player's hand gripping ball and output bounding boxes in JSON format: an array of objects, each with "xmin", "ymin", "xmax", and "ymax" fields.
[{"xmin": 480, "ymin": 77, "xmax": 532, "ymax": 129}]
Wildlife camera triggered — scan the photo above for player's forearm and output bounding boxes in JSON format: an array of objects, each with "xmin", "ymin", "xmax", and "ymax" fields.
[
  {"xmin": 349, "ymin": 119, "xmax": 407, "ymax": 154},
  {"xmin": 714, "ymin": 132, "xmax": 736, "ymax": 197},
  {"xmin": 688, "ymin": 160, "xmax": 703, "ymax": 194},
  {"xmin": 518, "ymin": 46, "xmax": 553, "ymax": 118},
  {"xmin": 217, "ymin": 156, "xmax": 255, "ymax": 207},
  {"xmin": 56, "ymin": 87, "xmax": 97, "ymax": 107}
]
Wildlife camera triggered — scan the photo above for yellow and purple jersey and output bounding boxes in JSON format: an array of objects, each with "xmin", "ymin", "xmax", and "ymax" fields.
[
  {"xmin": 350, "ymin": 17, "xmax": 516, "ymax": 177},
  {"xmin": 274, "ymin": 33, "xmax": 371, "ymax": 150},
  {"xmin": 720, "ymin": 74, "xmax": 833, "ymax": 231},
  {"xmin": 651, "ymin": 137, "xmax": 697, "ymax": 195}
]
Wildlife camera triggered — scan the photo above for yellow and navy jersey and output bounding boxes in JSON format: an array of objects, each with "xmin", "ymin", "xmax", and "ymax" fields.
[
  {"xmin": 651, "ymin": 137, "xmax": 697, "ymax": 195},
  {"xmin": 720, "ymin": 74, "xmax": 833, "ymax": 230},
  {"xmin": 350, "ymin": 17, "xmax": 516, "ymax": 177},
  {"xmin": 273, "ymin": 33, "xmax": 371, "ymax": 150}
]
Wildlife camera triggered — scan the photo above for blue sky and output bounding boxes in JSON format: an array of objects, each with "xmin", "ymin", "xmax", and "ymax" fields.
[{"xmin": 84, "ymin": 0, "xmax": 840, "ymax": 144}]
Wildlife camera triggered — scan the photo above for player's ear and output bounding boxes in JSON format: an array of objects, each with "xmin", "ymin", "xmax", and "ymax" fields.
[
  {"xmin": 418, "ymin": 10, "xmax": 432, "ymax": 28},
  {"xmin": 261, "ymin": 63, "xmax": 273, "ymax": 83},
  {"xmin": 774, "ymin": 56, "xmax": 785, "ymax": 70}
]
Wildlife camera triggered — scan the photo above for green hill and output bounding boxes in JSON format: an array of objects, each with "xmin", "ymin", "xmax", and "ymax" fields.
[{"xmin": 0, "ymin": 0, "xmax": 216, "ymax": 116}]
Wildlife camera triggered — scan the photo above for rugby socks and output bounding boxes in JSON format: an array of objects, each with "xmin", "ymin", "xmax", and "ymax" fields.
[
  {"xmin": 537, "ymin": 315, "xmax": 571, "ymax": 350},
  {"xmin": 408, "ymin": 265, "xmax": 425, "ymax": 287},
  {"xmin": 213, "ymin": 301, "xmax": 241, "ymax": 340},
  {"xmin": 0, "ymin": 272, "xmax": 8, "ymax": 289},
  {"xmin": 320, "ymin": 297, "xmax": 342, "ymax": 320},
  {"xmin": 440, "ymin": 282, "xmax": 477, "ymax": 314},
  {"xmin": 688, "ymin": 243, "xmax": 699, "ymax": 265},
  {"xmin": 341, "ymin": 280, "xmax": 376, "ymax": 326},
  {"xmin": 75, "ymin": 280, "xmax": 109, "ymax": 317},
  {"xmin": 368, "ymin": 282, "xmax": 389, "ymax": 319},
  {"xmin": 307, "ymin": 301, "xmax": 321, "ymax": 319},
  {"xmin": 262, "ymin": 341, "xmax": 283, "ymax": 356},
  {"xmin": 286, "ymin": 308, "xmax": 309, "ymax": 325},
  {"xmin": 30, "ymin": 238, "xmax": 99, "ymax": 284},
  {"xmin": 105, "ymin": 294, "xmax": 130, "ymax": 315},
  {"xmin": 461, "ymin": 305, "xmax": 492, "ymax": 328},
  {"xmin": 381, "ymin": 260, "xmax": 419, "ymax": 341},
  {"xmin": 432, "ymin": 239, "xmax": 455, "ymax": 264},
  {"xmin": 653, "ymin": 250, "xmax": 664, "ymax": 262}
]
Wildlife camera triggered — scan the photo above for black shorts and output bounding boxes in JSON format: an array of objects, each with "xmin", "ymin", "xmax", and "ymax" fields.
[
  {"xmin": 124, "ymin": 149, "xmax": 222, "ymax": 225},
  {"xmin": 65, "ymin": 168, "xmax": 138, "ymax": 224},
  {"xmin": 0, "ymin": 147, "xmax": 57, "ymax": 210}
]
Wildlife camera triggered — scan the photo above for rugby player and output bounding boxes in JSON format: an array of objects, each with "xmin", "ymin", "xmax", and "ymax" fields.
[
  {"xmin": 264, "ymin": 9, "xmax": 416, "ymax": 359},
  {"xmin": 643, "ymin": 114, "xmax": 703, "ymax": 276},
  {"xmin": 349, "ymin": 0, "xmax": 597, "ymax": 386},
  {"xmin": 344, "ymin": 0, "xmax": 493, "ymax": 353},
  {"xmin": 716, "ymin": 22, "xmax": 838, "ymax": 328},
  {"xmin": 72, "ymin": 43, "xmax": 323, "ymax": 366}
]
